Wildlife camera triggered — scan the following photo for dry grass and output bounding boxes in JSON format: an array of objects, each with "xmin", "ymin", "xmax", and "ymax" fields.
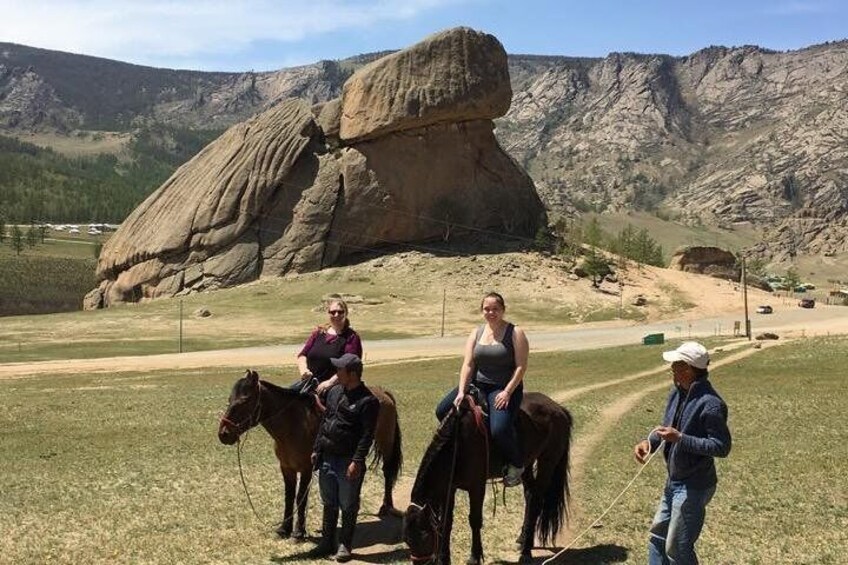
[
  {"xmin": 0, "ymin": 248, "xmax": 778, "ymax": 363},
  {"xmin": 1, "ymin": 337, "xmax": 845, "ymax": 563}
]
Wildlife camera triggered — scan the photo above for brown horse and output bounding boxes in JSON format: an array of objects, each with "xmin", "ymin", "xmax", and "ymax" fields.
[
  {"xmin": 403, "ymin": 392, "xmax": 571, "ymax": 564},
  {"xmin": 218, "ymin": 370, "xmax": 402, "ymax": 539}
]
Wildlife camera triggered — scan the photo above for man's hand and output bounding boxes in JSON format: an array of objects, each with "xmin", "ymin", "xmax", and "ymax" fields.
[
  {"xmin": 634, "ymin": 440, "xmax": 651, "ymax": 464},
  {"xmin": 316, "ymin": 380, "xmax": 333, "ymax": 394},
  {"xmin": 346, "ymin": 460, "xmax": 362, "ymax": 480},
  {"xmin": 654, "ymin": 426, "xmax": 682, "ymax": 443},
  {"xmin": 300, "ymin": 370, "xmax": 313, "ymax": 381}
]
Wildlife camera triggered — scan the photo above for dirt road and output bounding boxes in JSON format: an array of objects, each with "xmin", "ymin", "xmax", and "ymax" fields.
[{"xmin": 1, "ymin": 305, "xmax": 844, "ymax": 378}]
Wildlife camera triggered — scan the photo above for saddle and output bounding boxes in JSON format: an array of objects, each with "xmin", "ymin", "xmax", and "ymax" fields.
[
  {"xmin": 466, "ymin": 384, "xmax": 489, "ymax": 417},
  {"xmin": 297, "ymin": 377, "xmax": 326, "ymax": 412}
]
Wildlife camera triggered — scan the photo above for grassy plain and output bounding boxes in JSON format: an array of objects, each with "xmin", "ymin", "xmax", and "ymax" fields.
[{"xmin": 1, "ymin": 337, "xmax": 845, "ymax": 563}]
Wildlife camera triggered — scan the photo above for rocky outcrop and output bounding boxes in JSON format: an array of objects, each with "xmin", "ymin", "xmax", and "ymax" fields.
[
  {"xmin": 339, "ymin": 27, "xmax": 511, "ymax": 142},
  {"xmin": 87, "ymin": 28, "xmax": 544, "ymax": 307},
  {"xmin": 668, "ymin": 246, "xmax": 739, "ymax": 280}
]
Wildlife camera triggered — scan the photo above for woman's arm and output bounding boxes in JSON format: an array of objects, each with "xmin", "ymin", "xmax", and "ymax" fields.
[
  {"xmin": 453, "ymin": 328, "xmax": 478, "ymax": 407},
  {"xmin": 296, "ymin": 330, "xmax": 319, "ymax": 379},
  {"xmin": 495, "ymin": 326, "xmax": 528, "ymax": 409}
]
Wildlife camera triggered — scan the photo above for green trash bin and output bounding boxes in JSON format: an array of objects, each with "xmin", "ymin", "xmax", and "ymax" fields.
[{"xmin": 642, "ymin": 333, "xmax": 665, "ymax": 345}]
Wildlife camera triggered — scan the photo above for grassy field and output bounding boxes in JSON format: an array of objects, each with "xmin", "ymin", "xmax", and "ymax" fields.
[{"xmin": 1, "ymin": 337, "xmax": 845, "ymax": 563}]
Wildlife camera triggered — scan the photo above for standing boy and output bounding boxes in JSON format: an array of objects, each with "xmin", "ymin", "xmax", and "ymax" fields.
[{"xmin": 310, "ymin": 353, "xmax": 379, "ymax": 562}]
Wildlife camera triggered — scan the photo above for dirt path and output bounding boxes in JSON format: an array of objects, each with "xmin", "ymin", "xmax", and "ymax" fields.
[{"xmin": 549, "ymin": 339, "xmax": 787, "ymax": 554}]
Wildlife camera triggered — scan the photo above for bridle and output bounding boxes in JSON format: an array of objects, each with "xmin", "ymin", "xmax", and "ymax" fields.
[{"xmin": 219, "ymin": 375, "xmax": 263, "ymax": 436}]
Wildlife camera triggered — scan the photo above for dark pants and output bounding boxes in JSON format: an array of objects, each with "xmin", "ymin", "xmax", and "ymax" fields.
[
  {"xmin": 435, "ymin": 382, "xmax": 524, "ymax": 467},
  {"xmin": 318, "ymin": 454, "xmax": 365, "ymax": 513}
]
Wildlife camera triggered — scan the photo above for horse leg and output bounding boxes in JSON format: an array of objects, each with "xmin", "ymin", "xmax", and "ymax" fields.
[
  {"xmin": 276, "ymin": 470, "xmax": 296, "ymax": 538},
  {"xmin": 519, "ymin": 487, "xmax": 542, "ymax": 563},
  {"xmin": 516, "ymin": 476, "xmax": 533, "ymax": 548},
  {"xmin": 466, "ymin": 484, "xmax": 485, "ymax": 565},
  {"xmin": 438, "ymin": 489, "xmax": 457, "ymax": 565},
  {"xmin": 292, "ymin": 471, "xmax": 312, "ymax": 540}
]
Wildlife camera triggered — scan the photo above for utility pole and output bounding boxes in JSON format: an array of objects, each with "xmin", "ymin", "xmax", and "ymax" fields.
[
  {"xmin": 179, "ymin": 299, "xmax": 184, "ymax": 353},
  {"xmin": 742, "ymin": 257, "xmax": 751, "ymax": 340},
  {"xmin": 440, "ymin": 289, "xmax": 446, "ymax": 337}
]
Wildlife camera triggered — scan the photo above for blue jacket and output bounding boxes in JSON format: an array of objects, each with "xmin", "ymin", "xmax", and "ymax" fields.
[{"xmin": 649, "ymin": 377, "xmax": 731, "ymax": 489}]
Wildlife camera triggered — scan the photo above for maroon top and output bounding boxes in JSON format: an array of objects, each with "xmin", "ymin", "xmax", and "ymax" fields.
[{"xmin": 299, "ymin": 327, "xmax": 363, "ymax": 382}]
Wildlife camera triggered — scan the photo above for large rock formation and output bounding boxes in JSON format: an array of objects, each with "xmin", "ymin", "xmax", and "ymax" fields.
[
  {"xmin": 87, "ymin": 28, "xmax": 544, "ymax": 307},
  {"xmin": 668, "ymin": 246, "xmax": 739, "ymax": 280}
]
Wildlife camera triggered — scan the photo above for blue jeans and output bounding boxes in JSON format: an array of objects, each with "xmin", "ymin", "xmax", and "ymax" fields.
[
  {"xmin": 648, "ymin": 481, "xmax": 716, "ymax": 565},
  {"xmin": 435, "ymin": 382, "xmax": 524, "ymax": 467},
  {"xmin": 318, "ymin": 454, "xmax": 365, "ymax": 513}
]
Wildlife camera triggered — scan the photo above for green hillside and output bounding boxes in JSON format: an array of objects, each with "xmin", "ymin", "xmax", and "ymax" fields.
[{"xmin": 0, "ymin": 127, "xmax": 221, "ymax": 222}]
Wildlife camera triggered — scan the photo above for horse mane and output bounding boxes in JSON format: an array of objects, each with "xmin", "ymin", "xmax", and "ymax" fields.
[{"xmin": 410, "ymin": 408, "xmax": 460, "ymax": 503}]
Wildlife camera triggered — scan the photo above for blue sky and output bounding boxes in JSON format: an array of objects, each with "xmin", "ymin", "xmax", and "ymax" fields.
[{"xmin": 1, "ymin": 0, "xmax": 846, "ymax": 71}]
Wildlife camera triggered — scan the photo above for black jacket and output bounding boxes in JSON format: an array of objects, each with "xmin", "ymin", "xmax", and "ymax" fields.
[{"xmin": 313, "ymin": 383, "xmax": 379, "ymax": 462}]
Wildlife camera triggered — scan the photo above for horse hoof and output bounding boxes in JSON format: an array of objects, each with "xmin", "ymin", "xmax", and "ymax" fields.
[
  {"xmin": 377, "ymin": 504, "xmax": 392, "ymax": 517},
  {"xmin": 515, "ymin": 533, "xmax": 525, "ymax": 549},
  {"xmin": 518, "ymin": 554, "xmax": 534, "ymax": 564},
  {"xmin": 465, "ymin": 558, "xmax": 481, "ymax": 565},
  {"xmin": 292, "ymin": 528, "xmax": 306, "ymax": 541},
  {"xmin": 275, "ymin": 526, "xmax": 292, "ymax": 539}
]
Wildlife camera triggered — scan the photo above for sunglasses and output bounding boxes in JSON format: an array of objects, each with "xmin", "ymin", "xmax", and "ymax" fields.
[{"xmin": 328, "ymin": 310, "xmax": 346, "ymax": 316}]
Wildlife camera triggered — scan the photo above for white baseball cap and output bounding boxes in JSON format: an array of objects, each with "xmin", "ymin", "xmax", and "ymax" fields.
[{"xmin": 662, "ymin": 341, "xmax": 710, "ymax": 369}]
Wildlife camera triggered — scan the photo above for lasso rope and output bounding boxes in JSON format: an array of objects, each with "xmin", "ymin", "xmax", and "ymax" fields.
[{"xmin": 542, "ymin": 437, "xmax": 666, "ymax": 565}]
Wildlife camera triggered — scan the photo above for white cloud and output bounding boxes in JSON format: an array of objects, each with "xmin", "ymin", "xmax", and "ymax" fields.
[{"xmin": 0, "ymin": 0, "xmax": 464, "ymax": 68}]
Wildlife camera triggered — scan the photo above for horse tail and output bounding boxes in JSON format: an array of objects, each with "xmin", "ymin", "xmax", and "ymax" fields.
[
  {"xmin": 381, "ymin": 390, "xmax": 403, "ymax": 492},
  {"xmin": 383, "ymin": 415, "xmax": 403, "ymax": 492},
  {"xmin": 536, "ymin": 407, "xmax": 572, "ymax": 546},
  {"xmin": 369, "ymin": 389, "xmax": 403, "ymax": 493}
]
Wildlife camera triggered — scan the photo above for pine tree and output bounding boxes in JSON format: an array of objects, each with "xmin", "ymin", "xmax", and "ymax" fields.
[
  {"xmin": 26, "ymin": 225, "xmax": 38, "ymax": 247},
  {"xmin": 11, "ymin": 225, "xmax": 24, "ymax": 255}
]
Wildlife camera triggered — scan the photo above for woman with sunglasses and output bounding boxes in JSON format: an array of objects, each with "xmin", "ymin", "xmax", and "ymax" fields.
[{"xmin": 294, "ymin": 298, "xmax": 363, "ymax": 395}]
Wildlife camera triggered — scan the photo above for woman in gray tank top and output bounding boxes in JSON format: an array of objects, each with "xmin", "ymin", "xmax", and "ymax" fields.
[{"xmin": 435, "ymin": 292, "xmax": 530, "ymax": 487}]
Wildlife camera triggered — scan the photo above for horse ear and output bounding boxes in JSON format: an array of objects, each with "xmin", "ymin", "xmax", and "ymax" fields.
[{"xmin": 245, "ymin": 369, "xmax": 258, "ymax": 383}]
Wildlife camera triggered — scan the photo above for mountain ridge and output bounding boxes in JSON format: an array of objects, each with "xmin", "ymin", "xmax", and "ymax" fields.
[{"xmin": 2, "ymin": 37, "xmax": 847, "ymax": 261}]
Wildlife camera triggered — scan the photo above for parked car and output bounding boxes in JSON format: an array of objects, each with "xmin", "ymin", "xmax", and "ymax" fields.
[
  {"xmin": 755, "ymin": 305, "xmax": 773, "ymax": 314},
  {"xmin": 798, "ymin": 298, "xmax": 816, "ymax": 309}
]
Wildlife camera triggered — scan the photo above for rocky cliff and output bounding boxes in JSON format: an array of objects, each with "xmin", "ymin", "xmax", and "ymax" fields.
[
  {"xmin": 85, "ymin": 28, "xmax": 544, "ymax": 308},
  {"xmin": 499, "ymin": 43, "xmax": 848, "ymax": 258},
  {"xmin": 3, "ymin": 38, "xmax": 847, "ymax": 260}
]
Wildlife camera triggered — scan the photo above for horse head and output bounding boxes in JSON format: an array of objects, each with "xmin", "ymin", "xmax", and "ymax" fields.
[
  {"xmin": 403, "ymin": 503, "xmax": 439, "ymax": 564},
  {"xmin": 218, "ymin": 369, "xmax": 262, "ymax": 445}
]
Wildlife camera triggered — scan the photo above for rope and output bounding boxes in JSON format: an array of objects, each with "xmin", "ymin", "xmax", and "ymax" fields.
[
  {"xmin": 236, "ymin": 431, "xmax": 267, "ymax": 525},
  {"xmin": 541, "ymin": 438, "xmax": 666, "ymax": 565}
]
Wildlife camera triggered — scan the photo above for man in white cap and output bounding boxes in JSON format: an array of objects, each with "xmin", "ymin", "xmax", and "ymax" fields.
[{"xmin": 633, "ymin": 341, "xmax": 731, "ymax": 564}]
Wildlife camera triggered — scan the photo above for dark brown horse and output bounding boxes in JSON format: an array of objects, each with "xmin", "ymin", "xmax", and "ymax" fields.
[
  {"xmin": 218, "ymin": 370, "xmax": 402, "ymax": 538},
  {"xmin": 403, "ymin": 392, "xmax": 571, "ymax": 564}
]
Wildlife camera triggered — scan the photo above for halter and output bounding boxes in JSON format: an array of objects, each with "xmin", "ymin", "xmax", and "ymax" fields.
[{"xmin": 219, "ymin": 375, "xmax": 263, "ymax": 435}]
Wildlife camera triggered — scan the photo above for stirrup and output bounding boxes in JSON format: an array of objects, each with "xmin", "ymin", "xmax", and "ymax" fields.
[{"xmin": 503, "ymin": 465, "xmax": 524, "ymax": 487}]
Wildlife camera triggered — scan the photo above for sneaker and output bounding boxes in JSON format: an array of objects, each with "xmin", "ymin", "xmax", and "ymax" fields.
[{"xmin": 503, "ymin": 465, "xmax": 524, "ymax": 487}]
